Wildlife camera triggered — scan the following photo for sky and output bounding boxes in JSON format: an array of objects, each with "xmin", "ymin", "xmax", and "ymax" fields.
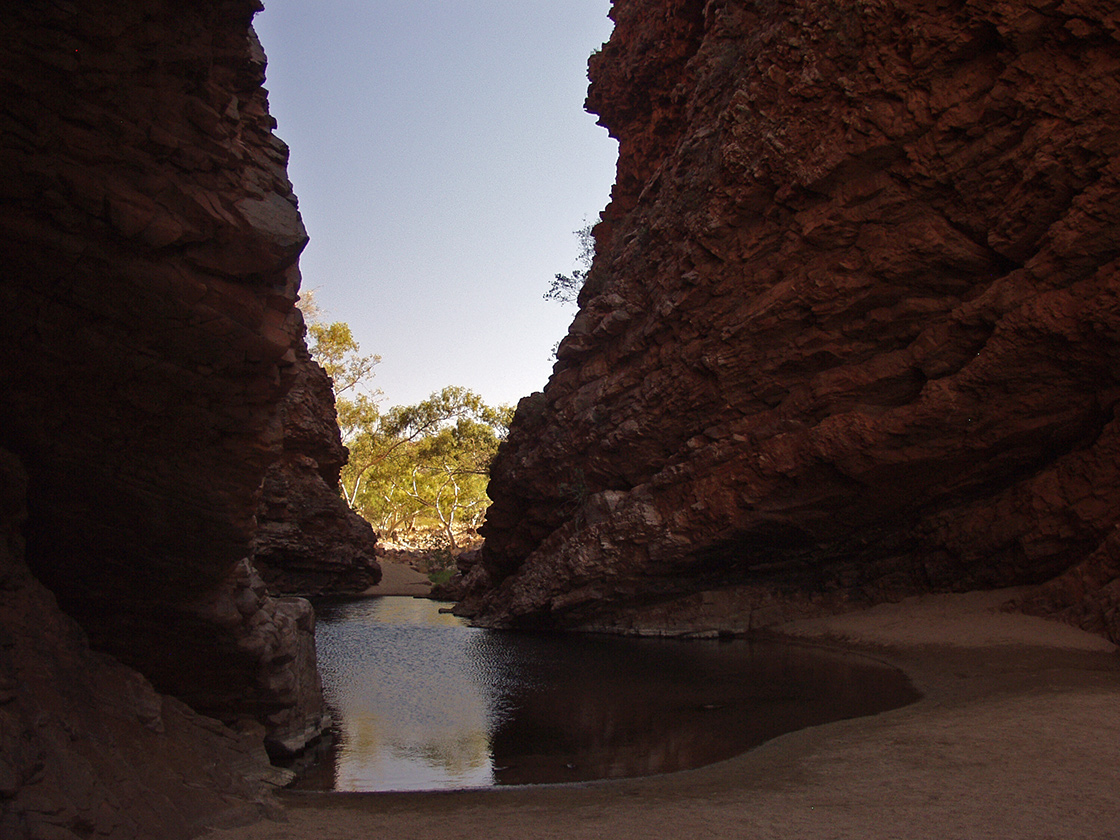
[{"xmin": 253, "ymin": 0, "xmax": 618, "ymax": 411}]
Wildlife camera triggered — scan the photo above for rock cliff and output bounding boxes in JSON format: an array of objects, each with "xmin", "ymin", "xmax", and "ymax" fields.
[
  {"xmin": 461, "ymin": 0, "xmax": 1120, "ymax": 643},
  {"xmin": 252, "ymin": 343, "xmax": 382, "ymax": 596},
  {"xmin": 1, "ymin": 454, "xmax": 286, "ymax": 838},
  {"xmin": 0, "ymin": 1, "xmax": 375, "ymax": 836}
]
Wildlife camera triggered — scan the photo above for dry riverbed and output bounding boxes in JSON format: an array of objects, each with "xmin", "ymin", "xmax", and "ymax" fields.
[{"xmin": 204, "ymin": 589, "xmax": 1119, "ymax": 840}]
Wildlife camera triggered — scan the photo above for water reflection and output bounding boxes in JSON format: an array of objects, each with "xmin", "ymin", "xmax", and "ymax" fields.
[
  {"xmin": 308, "ymin": 597, "xmax": 501, "ymax": 791},
  {"xmin": 297, "ymin": 597, "xmax": 918, "ymax": 792}
]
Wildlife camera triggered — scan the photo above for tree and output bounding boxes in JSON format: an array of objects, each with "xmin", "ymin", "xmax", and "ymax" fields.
[
  {"xmin": 296, "ymin": 287, "xmax": 325, "ymax": 323},
  {"xmin": 341, "ymin": 387, "xmax": 511, "ymax": 548},
  {"xmin": 298, "ymin": 301, "xmax": 510, "ymax": 551},
  {"xmin": 298, "ymin": 288, "xmax": 382, "ymax": 406},
  {"xmin": 307, "ymin": 321, "xmax": 380, "ymax": 397},
  {"xmin": 297, "ymin": 290, "xmax": 383, "ymax": 447},
  {"xmin": 544, "ymin": 221, "xmax": 595, "ymax": 305}
]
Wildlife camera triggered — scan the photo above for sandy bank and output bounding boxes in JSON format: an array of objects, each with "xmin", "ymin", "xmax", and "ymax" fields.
[
  {"xmin": 360, "ymin": 561, "xmax": 432, "ymax": 597},
  {"xmin": 204, "ymin": 589, "xmax": 1119, "ymax": 840}
]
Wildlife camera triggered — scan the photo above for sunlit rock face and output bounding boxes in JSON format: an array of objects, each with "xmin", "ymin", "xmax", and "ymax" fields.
[
  {"xmin": 463, "ymin": 0, "xmax": 1120, "ymax": 642},
  {"xmin": 0, "ymin": 0, "xmax": 369, "ymax": 834}
]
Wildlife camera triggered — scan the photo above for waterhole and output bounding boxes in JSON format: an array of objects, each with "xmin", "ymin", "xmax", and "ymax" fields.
[{"xmin": 291, "ymin": 596, "xmax": 918, "ymax": 791}]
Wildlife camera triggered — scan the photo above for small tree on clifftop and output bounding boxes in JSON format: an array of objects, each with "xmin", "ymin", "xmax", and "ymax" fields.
[{"xmin": 544, "ymin": 221, "xmax": 595, "ymax": 305}]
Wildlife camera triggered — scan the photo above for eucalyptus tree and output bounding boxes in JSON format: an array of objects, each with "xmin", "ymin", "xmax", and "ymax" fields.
[
  {"xmin": 298, "ymin": 303, "xmax": 510, "ymax": 548},
  {"xmin": 544, "ymin": 221, "xmax": 595, "ymax": 305},
  {"xmin": 343, "ymin": 387, "xmax": 511, "ymax": 548}
]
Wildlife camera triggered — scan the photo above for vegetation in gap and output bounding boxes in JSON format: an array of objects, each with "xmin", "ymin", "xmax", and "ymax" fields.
[
  {"xmin": 341, "ymin": 386, "xmax": 512, "ymax": 551},
  {"xmin": 298, "ymin": 292, "xmax": 510, "ymax": 559}
]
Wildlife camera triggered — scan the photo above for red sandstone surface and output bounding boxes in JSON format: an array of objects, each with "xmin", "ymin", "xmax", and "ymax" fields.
[
  {"xmin": 0, "ymin": 1, "xmax": 376, "ymax": 836},
  {"xmin": 3, "ymin": 0, "xmax": 1120, "ymax": 837},
  {"xmin": 460, "ymin": 0, "xmax": 1120, "ymax": 641},
  {"xmin": 252, "ymin": 342, "xmax": 381, "ymax": 597}
]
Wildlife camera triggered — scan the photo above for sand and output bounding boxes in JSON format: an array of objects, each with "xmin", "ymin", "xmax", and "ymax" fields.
[
  {"xmin": 360, "ymin": 561, "xmax": 432, "ymax": 597},
  {"xmin": 203, "ymin": 588, "xmax": 1120, "ymax": 840}
]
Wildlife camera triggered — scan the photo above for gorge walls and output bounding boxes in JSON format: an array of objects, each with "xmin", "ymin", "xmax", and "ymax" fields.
[
  {"xmin": 461, "ymin": 0, "xmax": 1120, "ymax": 642},
  {"xmin": 0, "ymin": 1, "xmax": 376, "ymax": 835}
]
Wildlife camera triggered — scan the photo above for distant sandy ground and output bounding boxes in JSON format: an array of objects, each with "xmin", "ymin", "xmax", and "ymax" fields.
[
  {"xmin": 360, "ymin": 561, "xmax": 431, "ymax": 597},
  {"xmin": 204, "ymin": 588, "xmax": 1119, "ymax": 840}
]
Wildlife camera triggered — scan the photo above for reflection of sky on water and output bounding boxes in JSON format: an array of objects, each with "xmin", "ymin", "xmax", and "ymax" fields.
[
  {"xmin": 315, "ymin": 597, "xmax": 507, "ymax": 791},
  {"xmin": 308, "ymin": 596, "xmax": 920, "ymax": 792}
]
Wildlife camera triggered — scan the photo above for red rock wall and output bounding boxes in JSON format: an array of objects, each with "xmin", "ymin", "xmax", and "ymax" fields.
[
  {"xmin": 463, "ymin": 0, "xmax": 1120, "ymax": 642},
  {"xmin": 0, "ymin": 0, "xmax": 370, "ymax": 834},
  {"xmin": 252, "ymin": 343, "xmax": 382, "ymax": 596}
]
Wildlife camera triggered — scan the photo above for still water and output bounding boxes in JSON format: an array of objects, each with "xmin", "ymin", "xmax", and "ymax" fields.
[{"xmin": 294, "ymin": 596, "xmax": 918, "ymax": 792}]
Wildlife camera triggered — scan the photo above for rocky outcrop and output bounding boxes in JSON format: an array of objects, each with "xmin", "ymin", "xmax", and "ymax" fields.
[
  {"xmin": 1, "ymin": 453, "xmax": 286, "ymax": 839},
  {"xmin": 461, "ymin": 0, "xmax": 1120, "ymax": 643},
  {"xmin": 0, "ymin": 0, "xmax": 364, "ymax": 835},
  {"xmin": 252, "ymin": 345, "xmax": 382, "ymax": 596}
]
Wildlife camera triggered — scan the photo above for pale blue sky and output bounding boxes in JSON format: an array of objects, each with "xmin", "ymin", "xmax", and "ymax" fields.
[{"xmin": 253, "ymin": 1, "xmax": 617, "ymax": 410}]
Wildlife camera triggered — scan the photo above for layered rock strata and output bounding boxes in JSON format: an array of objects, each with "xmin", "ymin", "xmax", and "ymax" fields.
[
  {"xmin": 252, "ymin": 344, "xmax": 382, "ymax": 597},
  {"xmin": 461, "ymin": 0, "xmax": 1120, "ymax": 643},
  {"xmin": 0, "ymin": 0, "xmax": 369, "ymax": 835}
]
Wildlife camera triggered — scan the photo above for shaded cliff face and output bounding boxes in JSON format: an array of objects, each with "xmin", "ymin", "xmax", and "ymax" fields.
[
  {"xmin": 1, "ymin": 454, "xmax": 286, "ymax": 839},
  {"xmin": 463, "ymin": 0, "xmax": 1120, "ymax": 641},
  {"xmin": 0, "ymin": 0, "xmax": 372, "ymax": 834},
  {"xmin": 252, "ymin": 344, "xmax": 382, "ymax": 596}
]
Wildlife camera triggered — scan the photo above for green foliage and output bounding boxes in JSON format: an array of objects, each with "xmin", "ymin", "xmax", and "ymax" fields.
[
  {"xmin": 341, "ymin": 386, "xmax": 511, "ymax": 550},
  {"xmin": 308, "ymin": 320, "xmax": 381, "ymax": 397},
  {"xmin": 428, "ymin": 568, "xmax": 456, "ymax": 586},
  {"xmin": 544, "ymin": 221, "xmax": 595, "ymax": 305},
  {"xmin": 300, "ymin": 302, "xmax": 508, "ymax": 550}
]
